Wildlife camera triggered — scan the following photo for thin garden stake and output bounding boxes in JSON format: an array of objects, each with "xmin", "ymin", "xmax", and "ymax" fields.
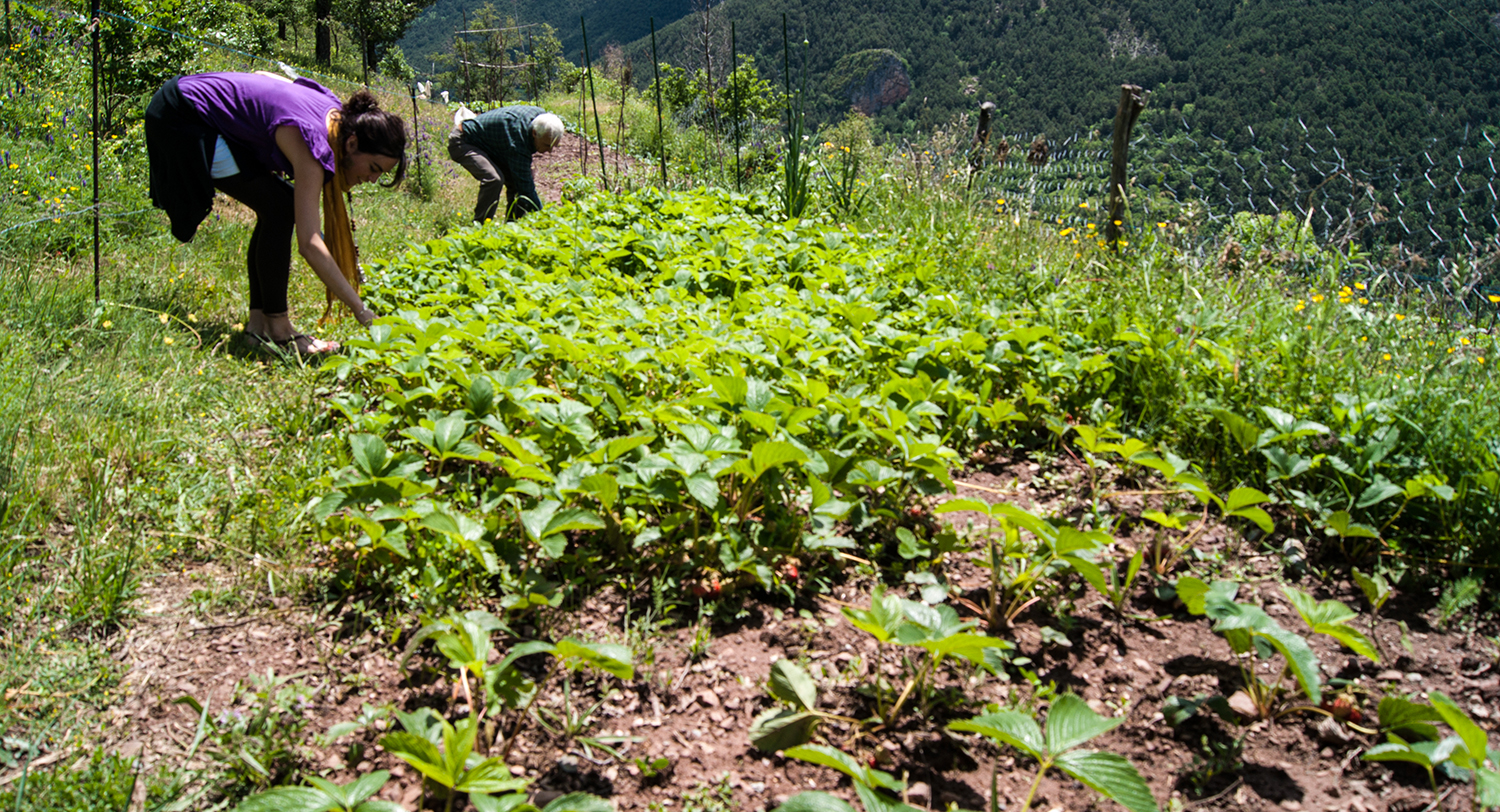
[
  {"xmin": 650, "ymin": 18, "xmax": 667, "ymax": 187},
  {"xmin": 410, "ymin": 84, "xmax": 421, "ymax": 192},
  {"xmin": 732, "ymin": 23, "xmax": 740, "ymax": 192},
  {"xmin": 580, "ymin": 16, "xmax": 607, "ymax": 190},
  {"xmin": 782, "ymin": 14, "xmax": 791, "ymax": 114},
  {"xmin": 5, "ymin": 0, "xmax": 11, "ymax": 50},
  {"xmin": 90, "ymin": 0, "xmax": 100, "ymax": 302},
  {"xmin": 582, "ymin": 18, "xmax": 612, "ymax": 192},
  {"xmin": 578, "ymin": 46, "xmax": 588, "ymax": 176}
]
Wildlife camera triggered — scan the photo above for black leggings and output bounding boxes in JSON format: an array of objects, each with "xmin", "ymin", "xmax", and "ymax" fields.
[{"xmin": 212, "ymin": 171, "xmax": 294, "ymax": 314}]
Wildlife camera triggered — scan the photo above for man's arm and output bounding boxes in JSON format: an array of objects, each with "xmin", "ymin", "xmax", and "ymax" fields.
[{"xmin": 504, "ymin": 148, "xmax": 542, "ymax": 217}]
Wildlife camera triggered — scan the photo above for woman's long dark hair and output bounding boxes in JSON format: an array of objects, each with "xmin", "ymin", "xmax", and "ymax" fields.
[{"xmin": 340, "ymin": 90, "xmax": 408, "ymax": 186}]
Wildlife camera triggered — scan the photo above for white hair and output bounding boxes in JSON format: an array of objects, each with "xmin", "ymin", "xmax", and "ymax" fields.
[{"xmin": 533, "ymin": 112, "xmax": 564, "ymax": 148}]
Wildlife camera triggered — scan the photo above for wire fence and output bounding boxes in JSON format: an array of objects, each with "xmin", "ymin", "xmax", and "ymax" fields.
[
  {"xmin": 3, "ymin": 0, "xmax": 1497, "ymax": 313},
  {"xmin": 948, "ymin": 116, "xmax": 1499, "ymax": 314}
]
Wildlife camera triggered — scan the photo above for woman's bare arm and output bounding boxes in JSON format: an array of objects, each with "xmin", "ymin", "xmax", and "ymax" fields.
[{"xmin": 274, "ymin": 125, "xmax": 374, "ymax": 325}]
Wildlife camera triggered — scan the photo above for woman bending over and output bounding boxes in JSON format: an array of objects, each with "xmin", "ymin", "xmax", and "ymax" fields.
[{"xmin": 145, "ymin": 71, "xmax": 406, "ymax": 353}]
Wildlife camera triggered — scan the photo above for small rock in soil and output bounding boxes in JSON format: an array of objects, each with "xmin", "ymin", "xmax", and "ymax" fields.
[
  {"xmin": 557, "ymin": 755, "xmax": 579, "ymax": 773},
  {"xmin": 908, "ymin": 782, "xmax": 931, "ymax": 804},
  {"xmin": 1376, "ymin": 670, "xmax": 1404, "ymax": 681},
  {"xmin": 1313, "ymin": 715, "xmax": 1353, "ymax": 745}
]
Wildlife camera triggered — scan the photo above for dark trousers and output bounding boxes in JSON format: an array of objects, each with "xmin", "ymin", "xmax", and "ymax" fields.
[
  {"xmin": 448, "ymin": 127, "xmax": 515, "ymax": 223},
  {"xmin": 211, "ymin": 171, "xmax": 294, "ymax": 314}
]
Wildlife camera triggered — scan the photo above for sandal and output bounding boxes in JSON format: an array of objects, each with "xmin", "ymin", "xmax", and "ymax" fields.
[{"xmin": 246, "ymin": 332, "xmax": 341, "ymax": 355}]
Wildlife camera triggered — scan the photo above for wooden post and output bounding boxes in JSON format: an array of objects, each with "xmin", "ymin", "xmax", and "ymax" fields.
[{"xmin": 1105, "ymin": 84, "xmax": 1147, "ymax": 250}]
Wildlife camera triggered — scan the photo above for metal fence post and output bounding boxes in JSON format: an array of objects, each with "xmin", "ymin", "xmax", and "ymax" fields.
[{"xmin": 91, "ymin": 0, "xmax": 101, "ymax": 302}]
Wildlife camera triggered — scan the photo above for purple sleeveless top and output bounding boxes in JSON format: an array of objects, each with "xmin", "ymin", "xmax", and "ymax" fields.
[{"xmin": 177, "ymin": 72, "xmax": 340, "ymax": 180}]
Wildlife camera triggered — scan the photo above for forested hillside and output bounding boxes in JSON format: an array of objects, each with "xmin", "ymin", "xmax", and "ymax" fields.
[
  {"xmin": 634, "ymin": 0, "xmax": 1497, "ymax": 156},
  {"xmin": 397, "ymin": 0, "xmax": 691, "ymax": 74}
]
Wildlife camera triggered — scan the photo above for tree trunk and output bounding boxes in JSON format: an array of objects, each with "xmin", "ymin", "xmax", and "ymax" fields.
[{"xmin": 314, "ymin": 0, "xmax": 331, "ymax": 65}]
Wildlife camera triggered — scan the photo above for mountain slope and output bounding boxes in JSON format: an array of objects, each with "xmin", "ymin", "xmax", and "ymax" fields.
[
  {"xmin": 398, "ymin": 0, "xmax": 693, "ymax": 72},
  {"xmin": 627, "ymin": 0, "xmax": 1498, "ymax": 168}
]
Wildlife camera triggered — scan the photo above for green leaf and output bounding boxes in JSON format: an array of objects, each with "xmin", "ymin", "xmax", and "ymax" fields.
[
  {"xmin": 1431, "ymin": 691, "xmax": 1491, "ymax": 769},
  {"xmin": 1324, "ymin": 510, "xmax": 1380, "ymax": 539},
  {"xmin": 381, "ymin": 731, "xmax": 456, "ymax": 787},
  {"xmin": 1045, "ymin": 693, "xmax": 1126, "ymax": 755},
  {"xmin": 1208, "ymin": 602, "xmax": 1322, "ymax": 704},
  {"xmin": 1314, "ymin": 624, "xmax": 1379, "ymax": 662},
  {"xmin": 1355, "ymin": 479, "xmax": 1405, "ymax": 509},
  {"xmin": 304, "ymin": 776, "xmax": 349, "ymax": 807},
  {"xmin": 1208, "ymin": 408, "xmax": 1261, "ymax": 453},
  {"xmin": 749, "ymin": 708, "xmax": 821, "ymax": 752},
  {"xmin": 1475, "ymin": 767, "xmax": 1500, "ymax": 807},
  {"xmin": 771, "ymin": 791, "xmax": 858, "ymax": 812},
  {"xmin": 748, "ymin": 440, "xmax": 809, "ymax": 478},
  {"xmin": 1053, "ymin": 750, "xmax": 1159, "ymax": 812},
  {"xmin": 467, "ymin": 375, "xmax": 496, "ymax": 416},
  {"xmin": 684, "ymin": 472, "xmax": 720, "ymax": 508},
  {"xmin": 1175, "ymin": 578, "xmax": 1237, "ymax": 616},
  {"xmin": 444, "ymin": 715, "xmax": 478, "ymax": 780},
  {"xmin": 921, "ymin": 633, "xmax": 1014, "ymax": 664},
  {"xmin": 948, "ymin": 711, "xmax": 1044, "ymax": 759},
  {"xmin": 540, "ymin": 792, "xmax": 617, "ymax": 812},
  {"xmin": 784, "ymin": 744, "xmax": 900, "ymax": 791},
  {"xmin": 1376, "ymin": 695, "xmax": 1443, "ymax": 740},
  {"xmin": 233, "ymin": 787, "xmax": 335, "ymax": 812},
  {"xmin": 353, "ymin": 801, "xmax": 408, "ymax": 812},
  {"xmin": 934, "ymin": 497, "xmax": 994, "ymax": 516},
  {"xmin": 350, "ymin": 434, "xmax": 390, "ymax": 477},
  {"xmin": 1228, "ymin": 505, "xmax": 1274, "ymax": 534},
  {"xmin": 1161, "ymin": 695, "xmax": 1207, "ymax": 727},
  {"xmin": 1352, "ymin": 569, "xmax": 1392, "ymax": 613},
  {"xmin": 842, "ymin": 585, "xmax": 906, "ymax": 643},
  {"xmin": 520, "ymin": 500, "xmax": 561, "ymax": 543},
  {"xmin": 1223, "ymin": 486, "xmax": 1269, "ymax": 512},
  {"xmin": 1282, "ymin": 586, "xmax": 1358, "ymax": 628},
  {"xmin": 769, "ymin": 659, "xmax": 819, "ymax": 711},
  {"xmin": 470, "ymin": 793, "xmax": 536, "ymax": 812},
  {"xmin": 851, "ymin": 782, "xmax": 922, "ymax": 812},
  {"xmin": 345, "ymin": 771, "xmax": 392, "ymax": 806},
  {"xmin": 456, "ymin": 759, "xmax": 532, "ymax": 794},
  {"xmin": 553, "ymin": 639, "xmax": 634, "ymax": 680}
]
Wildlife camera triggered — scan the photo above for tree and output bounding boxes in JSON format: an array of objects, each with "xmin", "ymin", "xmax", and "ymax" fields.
[{"xmin": 334, "ymin": 0, "xmax": 439, "ymax": 78}]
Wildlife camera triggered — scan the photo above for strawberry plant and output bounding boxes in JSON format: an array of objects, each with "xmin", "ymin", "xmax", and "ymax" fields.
[
  {"xmin": 1168, "ymin": 579, "xmax": 1325, "ymax": 721},
  {"xmin": 933, "ymin": 499, "xmax": 1110, "ymax": 628},
  {"xmin": 779, "ymin": 744, "xmax": 922, "ymax": 812},
  {"xmin": 749, "ymin": 659, "xmax": 860, "ymax": 751},
  {"xmin": 234, "ymin": 772, "xmax": 404, "ymax": 812},
  {"xmin": 1363, "ymin": 691, "xmax": 1500, "ymax": 806},
  {"xmin": 949, "ymin": 693, "xmax": 1158, "ymax": 812},
  {"xmin": 841, "ymin": 585, "xmax": 1012, "ymax": 726}
]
